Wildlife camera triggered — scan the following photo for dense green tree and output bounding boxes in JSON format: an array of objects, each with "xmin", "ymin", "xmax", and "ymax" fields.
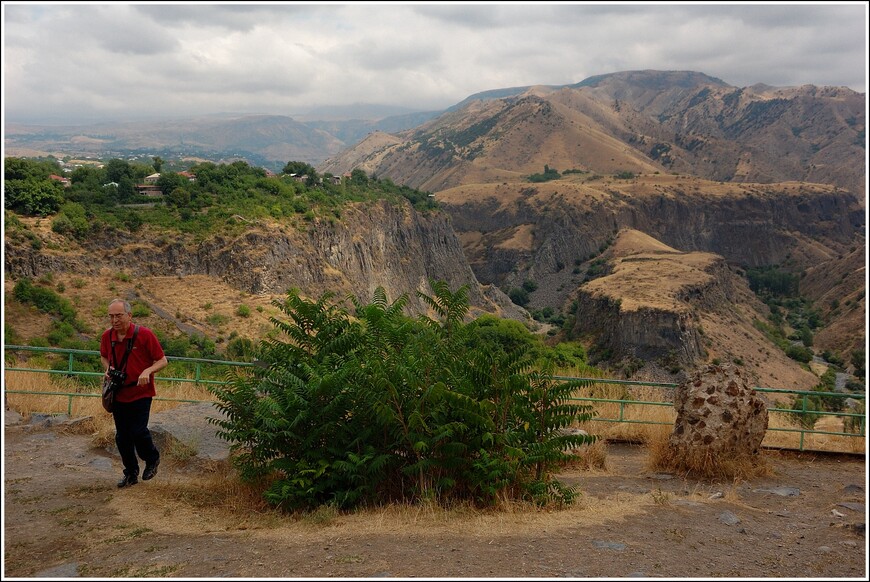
[
  {"xmin": 282, "ymin": 161, "xmax": 319, "ymax": 187},
  {"xmin": 467, "ymin": 314, "xmax": 540, "ymax": 357},
  {"xmin": 69, "ymin": 166, "xmax": 105, "ymax": 189},
  {"xmin": 746, "ymin": 266, "xmax": 799, "ymax": 297},
  {"xmin": 349, "ymin": 168, "xmax": 369, "ymax": 185},
  {"xmin": 104, "ymin": 158, "xmax": 134, "ymax": 183},
  {"xmin": 4, "ymin": 178, "xmax": 64, "ymax": 216},
  {"xmin": 852, "ymin": 349, "xmax": 865, "ymax": 377},
  {"xmin": 508, "ymin": 287, "xmax": 530, "ymax": 307},
  {"xmin": 5, "ymin": 157, "xmax": 61, "ymax": 180},
  {"xmin": 166, "ymin": 187, "xmax": 192, "ymax": 209},
  {"xmin": 156, "ymin": 172, "xmax": 189, "ymax": 196},
  {"xmin": 117, "ymin": 175, "xmax": 136, "ymax": 201},
  {"xmin": 282, "ymin": 160, "xmax": 317, "ymax": 177},
  {"xmin": 210, "ymin": 283, "xmax": 596, "ymax": 511}
]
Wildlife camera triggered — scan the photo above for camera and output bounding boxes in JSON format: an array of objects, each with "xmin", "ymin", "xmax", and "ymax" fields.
[{"xmin": 107, "ymin": 367, "xmax": 127, "ymax": 390}]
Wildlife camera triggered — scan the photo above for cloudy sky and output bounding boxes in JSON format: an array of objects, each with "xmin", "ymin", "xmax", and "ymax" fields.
[{"xmin": 2, "ymin": 2, "xmax": 867, "ymax": 124}]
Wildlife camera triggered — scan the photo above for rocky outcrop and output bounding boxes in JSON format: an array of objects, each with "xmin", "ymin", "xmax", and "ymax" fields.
[
  {"xmin": 441, "ymin": 179, "xmax": 862, "ymax": 297},
  {"xmin": 3, "ymin": 199, "xmax": 528, "ymax": 321},
  {"xmin": 563, "ymin": 228, "xmax": 823, "ymax": 388},
  {"xmin": 569, "ymin": 232, "xmax": 718, "ymax": 368},
  {"xmin": 574, "ymin": 295, "xmax": 704, "ymax": 364}
]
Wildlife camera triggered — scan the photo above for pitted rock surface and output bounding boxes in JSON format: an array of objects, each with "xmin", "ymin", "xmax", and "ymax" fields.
[{"xmin": 669, "ymin": 364, "xmax": 768, "ymax": 457}]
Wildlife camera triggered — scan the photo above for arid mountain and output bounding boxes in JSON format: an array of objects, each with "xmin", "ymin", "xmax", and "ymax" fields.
[
  {"xmin": 316, "ymin": 70, "xmax": 865, "ymax": 380},
  {"xmin": 317, "ymin": 70, "xmax": 865, "ymax": 197}
]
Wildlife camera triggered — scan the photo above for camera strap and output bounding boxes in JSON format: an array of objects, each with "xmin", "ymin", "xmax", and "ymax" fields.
[{"xmin": 110, "ymin": 325, "xmax": 139, "ymax": 386}]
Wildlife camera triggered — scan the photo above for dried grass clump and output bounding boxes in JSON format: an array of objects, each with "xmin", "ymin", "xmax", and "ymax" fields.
[
  {"xmin": 646, "ymin": 431, "xmax": 771, "ymax": 481},
  {"xmin": 155, "ymin": 460, "xmax": 275, "ymax": 518},
  {"xmin": 565, "ymin": 439, "xmax": 610, "ymax": 471}
]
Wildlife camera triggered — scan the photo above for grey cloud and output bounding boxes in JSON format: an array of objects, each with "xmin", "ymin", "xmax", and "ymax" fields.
[
  {"xmin": 96, "ymin": 25, "xmax": 180, "ymax": 56},
  {"xmin": 133, "ymin": 3, "xmax": 328, "ymax": 32},
  {"xmin": 2, "ymin": 2, "xmax": 864, "ymax": 125},
  {"xmin": 412, "ymin": 4, "xmax": 519, "ymax": 28},
  {"xmin": 337, "ymin": 40, "xmax": 443, "ymax": 72}
]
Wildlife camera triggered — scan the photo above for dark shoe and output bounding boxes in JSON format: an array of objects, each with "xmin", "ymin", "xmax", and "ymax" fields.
[
  {"xmin": 142, "ymin": 458, "xmax": 160, "ymax": 481},
  {"xmin": 117, "ymin": 472, "xmax": 138, "ymax": 488}
]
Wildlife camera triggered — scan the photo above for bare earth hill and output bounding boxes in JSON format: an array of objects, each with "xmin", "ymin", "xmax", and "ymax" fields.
[{"xmin": 317, "ymin": 70, "xmax": 865, "ymax": 197}]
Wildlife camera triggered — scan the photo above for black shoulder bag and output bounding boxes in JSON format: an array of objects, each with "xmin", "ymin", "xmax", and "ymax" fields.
[{"xmin": 101, "ymin": 325, "xmax": 139, "ymax": 413}]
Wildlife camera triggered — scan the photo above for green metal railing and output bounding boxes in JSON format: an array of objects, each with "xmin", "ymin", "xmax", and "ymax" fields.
[
  {"xmin": 555, "ymin": 376, "xmax": 865, "ymax": 453},
  {"xmin": 3, "ymin": 345, "xmax": 253, "ymax": 415},
  {"xmin": 4, "ymin": 346, "xmax": 865, "ymax": 453}
]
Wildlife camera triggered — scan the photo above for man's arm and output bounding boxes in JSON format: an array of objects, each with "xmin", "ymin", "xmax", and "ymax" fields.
[{"xmin": 136, "ymin": 356, "xmax": 169, "ymax": 385}]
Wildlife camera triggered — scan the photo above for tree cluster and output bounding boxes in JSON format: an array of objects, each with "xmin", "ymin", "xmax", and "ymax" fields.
[{"xmin": 4, "ymin": 157, "xmax": 437, "ymax": 242}]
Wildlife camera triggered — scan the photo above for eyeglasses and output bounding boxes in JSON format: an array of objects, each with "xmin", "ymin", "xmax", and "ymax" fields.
[{"xmin": 108, "ymin": 313, "xmax": 128, "ymax": 320}]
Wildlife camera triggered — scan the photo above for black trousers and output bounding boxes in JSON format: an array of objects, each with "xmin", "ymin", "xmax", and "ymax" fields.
[{"xmin": 112, "ymin": 397, "xmax": 159, "ymax": 475}]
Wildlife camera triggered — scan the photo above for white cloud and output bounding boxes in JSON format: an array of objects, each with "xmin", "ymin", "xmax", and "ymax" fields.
[{"xmin": 2, "ymin": 1, "xmax": 866, "ymax": 124}]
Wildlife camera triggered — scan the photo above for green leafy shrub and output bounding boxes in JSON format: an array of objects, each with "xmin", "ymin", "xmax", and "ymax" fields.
[
  {"xmin": 225, "ymin": 337, "xmax": 256, "ymax": 361},
  {"xmin": 785, "ymin": 344, "xmax": 813, "ymax": 363},
  {"xmin": 851, "ymin": 349, "xmax": 865, "ymax": 378},
  {"xmin": 527, "ymin": 165, "xmax": 561, "ymax": 183},
  {"xmin": 131, "ymin": 302, "xmax": 151, "ymax": 317},
  {"xmin": 12, "ymin": 277, "xmax": 87, "ymax": 331},
  {"xmin": 210, "ymin": 282, "xmax": 596, "ymax": 511},
  {"xmin": 206, "ymin": 313, "xmax": 230, "ymax": 327},
  {"xmin": 51, "ymin": 202, "xmax": 91, "ymax": 239},
  {"xmin": 508, "ymin": 287, "xmax": 530, "ymax": 307}
]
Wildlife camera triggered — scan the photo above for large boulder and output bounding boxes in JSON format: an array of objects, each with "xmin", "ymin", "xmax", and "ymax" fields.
[{"xmin": 669, "ymin": 364, "xmax": 769, "ymax": 460}]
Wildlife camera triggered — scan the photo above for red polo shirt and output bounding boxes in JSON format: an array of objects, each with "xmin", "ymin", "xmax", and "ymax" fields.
[{"xmin": 100, "ymin": 323, "xmax": 165, "ymax": 403}]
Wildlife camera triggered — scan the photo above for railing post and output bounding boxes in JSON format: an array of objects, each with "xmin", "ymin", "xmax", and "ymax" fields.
[{"xmin": 800, "ymin": 395, "xmax": 808, "ymax": 451}]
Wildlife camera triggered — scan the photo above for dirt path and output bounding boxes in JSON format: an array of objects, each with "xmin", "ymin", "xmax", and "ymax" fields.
[{"xmin": 3, "ymin": 415, "xmax": 867, "ymax": 579}]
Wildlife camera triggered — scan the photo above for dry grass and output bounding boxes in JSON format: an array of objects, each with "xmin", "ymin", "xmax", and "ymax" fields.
[
  {"xmin": 5, "ymin": 354, "xmax": 862, "ymax": 535},
  {"xmin": 566, "ymin": 439, "xmax": 610, "ymax": 471},
  {"xmin": 152, "ymin": 463, "xmax": 274, "ymax": 518},
  {"xmin": 7, "ymin": 364, "xmax": 863, "ymax": 458},
  {"xmin": 573, "ymin": 382, "xmax": 676, "ymax": 444},
  {"xmin": 644, "ymin": 430, "xmax": 772, "ymax": 481},
  {"xmin": 3, "ymin": 367, "xmax": 215, "ymax": 443},
  {"xmin": 764, "ymin": 408, "xmax": 866, "ymax": 454},
  {"xmin": 108, "ymin": 446, "xmax": 661, "ymax": 541}
]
